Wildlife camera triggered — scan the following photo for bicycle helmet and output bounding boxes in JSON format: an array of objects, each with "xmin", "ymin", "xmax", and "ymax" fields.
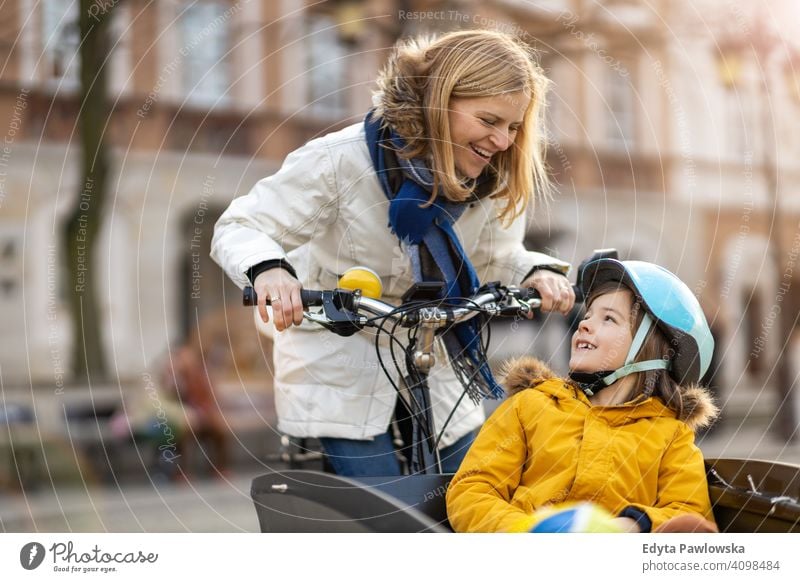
[{"xmin": 570, "ymin": 259, "xmax": 714, "ymax": 395}]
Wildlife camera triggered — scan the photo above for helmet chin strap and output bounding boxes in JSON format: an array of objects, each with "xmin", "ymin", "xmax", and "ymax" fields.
[{"xmin": 569, "ymin": 313, "xmax": 671, "ymax": 397}]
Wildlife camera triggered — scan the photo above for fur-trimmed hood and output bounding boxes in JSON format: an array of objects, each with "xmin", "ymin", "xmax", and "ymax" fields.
[
  {"xmin": 499, "ymin": 356, "xmax": 719, "ymax": 431},
  {"xmin": 371, "ymin": 36, "xmax": 429, "ymax": 147}
]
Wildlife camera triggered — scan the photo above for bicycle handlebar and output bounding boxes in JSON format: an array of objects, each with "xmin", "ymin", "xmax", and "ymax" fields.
[
  {"xmin": 244, "ymin": 284, "xmax": 580, "ymax": 308},
  {"xmin": 243, "ymin": 283, "xmax": 581, "ymax": 331},
  {"xmin": 243, "ymin": 248, "xmax": 613, "ymax": 326}
]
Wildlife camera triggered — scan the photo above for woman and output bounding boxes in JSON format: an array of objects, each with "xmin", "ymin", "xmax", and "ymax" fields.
[
  {"xmin": 211, "ymin": 30, "xmax": 574, "ymax": 476},
  {"xmin": 446, "ymin": 259, "xmax": 719, "ymax": 533}
]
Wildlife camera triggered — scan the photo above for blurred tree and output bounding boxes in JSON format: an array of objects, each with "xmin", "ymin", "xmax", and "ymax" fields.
[{"xmin": 63, "ymin": 1, "xmax": 120, "ymax": 382}]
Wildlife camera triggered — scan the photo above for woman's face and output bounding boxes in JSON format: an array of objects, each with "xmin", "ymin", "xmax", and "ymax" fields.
[
  {"xmin": 447, "ymin": 92, "xmax": 529, "ymax": 179},
  {"xmin": 569, "ymin": 289, "xmax": 635, "ymax": 374}
]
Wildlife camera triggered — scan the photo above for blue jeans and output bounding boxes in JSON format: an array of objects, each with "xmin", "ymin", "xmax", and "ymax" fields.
[{"xmin": 319, "ymin": 430, "xmax": 476, "ymax": 477}]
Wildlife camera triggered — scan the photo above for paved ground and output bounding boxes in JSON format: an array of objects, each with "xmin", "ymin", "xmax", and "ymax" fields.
[
  {"xmin": 2, "ymin": 376, "xmax": 798, "ymax": 533},
  {"xmin": 1, "ymin": 421, "xmax": 797, "ymax": 533},
  {"xmin": 0, "ymin": 469, "xmax": 263, "ymax": 533}
]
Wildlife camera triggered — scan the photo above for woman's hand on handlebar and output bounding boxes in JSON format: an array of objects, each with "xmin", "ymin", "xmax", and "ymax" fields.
[
  {"xmin": 522, "ymin": 270, "xmax": 575, "ymax": 316},
  {"xmin": 253, "ymin": 268, "xmax": 304, "ymax": 331}
]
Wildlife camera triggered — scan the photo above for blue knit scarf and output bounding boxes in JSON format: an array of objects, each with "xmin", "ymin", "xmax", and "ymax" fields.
[{"xmin": 364, "ymin": 111, "xmax": 503, "ymax": 401}]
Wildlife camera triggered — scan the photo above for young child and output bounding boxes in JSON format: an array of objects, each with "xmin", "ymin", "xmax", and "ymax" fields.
[{"xmin": 446, "ymin": 259, "xmax": 719, "ymax": 533}]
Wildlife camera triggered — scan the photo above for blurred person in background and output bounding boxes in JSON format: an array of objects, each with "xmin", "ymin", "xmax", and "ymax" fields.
[
  {"xmin": 161, "ymin": 339, "xmax": 230, "ymax": 480},
  {"xmin": 110, "ymin": 338, "xmax": 230, "ymax": 482}
]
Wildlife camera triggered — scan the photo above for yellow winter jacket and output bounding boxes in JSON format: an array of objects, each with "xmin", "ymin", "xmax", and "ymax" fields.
[{"xmin": 446, "ymin": 357, "xmax": 718, "ymax": 533}]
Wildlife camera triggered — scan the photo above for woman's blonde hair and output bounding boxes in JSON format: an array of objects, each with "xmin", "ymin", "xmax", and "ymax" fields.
[{"xmin": 372, "ymin": 30, "xmax": 551, "ymax": 224}]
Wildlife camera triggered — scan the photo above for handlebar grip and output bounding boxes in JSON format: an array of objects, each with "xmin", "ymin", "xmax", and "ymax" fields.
[
  {"xmin": 243, "ymin": 286, "xmax": 258, "ymax": 306},
  {"xmin": 242, "ymin": 286, "xmax": 324, "ymax": 307},
  {"xmin": 518, "ymin": 285, "xmax": 584, "ymax": 303}
]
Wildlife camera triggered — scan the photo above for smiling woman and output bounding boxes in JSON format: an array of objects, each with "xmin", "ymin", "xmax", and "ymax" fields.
[
  {"xmin": 211, "ymin": 30, "xmax": 574, "ymax": 477},
  {"xmin": 372, "ymin": 31, "xmax": 550, "ymax": 218}
]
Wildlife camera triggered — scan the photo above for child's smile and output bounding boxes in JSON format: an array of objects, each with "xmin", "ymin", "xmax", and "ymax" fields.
[{"xmin": 569, "ymin": 289, "xmax": 635, "ymax": 373}]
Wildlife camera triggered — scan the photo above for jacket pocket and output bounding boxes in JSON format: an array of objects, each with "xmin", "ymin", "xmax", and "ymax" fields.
[{"xmin": 276, "ymin": 321, "xmax": 381, "ymax": 391}]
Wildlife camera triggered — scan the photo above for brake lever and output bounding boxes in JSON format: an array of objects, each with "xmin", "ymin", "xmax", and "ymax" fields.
[
  {"xmin": 490, "ymin": 293, "xmax": 539, "ymax": 317},
  {"xmin": 313, "ymin": 290, "xmax": 367, "ymax": 337},
  {"xmin": 495, "ymin": 305, "xmax": 530, "ymax": 317}
]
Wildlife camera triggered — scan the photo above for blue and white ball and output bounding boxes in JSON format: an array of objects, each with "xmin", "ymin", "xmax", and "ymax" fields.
[{"xmin": 528, "ymin": 502, "xmax": 623, "ymax": 533}]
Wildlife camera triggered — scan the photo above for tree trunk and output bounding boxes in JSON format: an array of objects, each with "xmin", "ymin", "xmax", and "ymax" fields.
[
  {"xmin": 773, "ymin": 261, "xmax": 798, "ymax": 442},
  {"xmin": 64, "ymin": 2, "xmax": 113, "ymax": 382}
]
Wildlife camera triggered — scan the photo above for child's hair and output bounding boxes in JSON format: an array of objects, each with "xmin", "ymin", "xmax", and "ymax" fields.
[
  {"xmin": 372, "ymin": 29, "xmax": 551, "ymax": 224},
  {"xmin": 586, "ymin": 281, "xmax": 684, "ymax": 417}
]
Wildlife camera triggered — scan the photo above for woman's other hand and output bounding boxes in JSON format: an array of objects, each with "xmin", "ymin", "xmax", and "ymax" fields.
[
  {"xmin": 521, "ymin": 270, "xmax": 575, "ymax": 316},
  {"xmin": 253, "ymin": 268, "xmax": 304, "ymax": 331}
]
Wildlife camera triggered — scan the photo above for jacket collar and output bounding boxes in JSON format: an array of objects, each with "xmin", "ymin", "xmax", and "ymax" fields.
[
  {"xmin": 529, "ymin": 376, "xmax": 675, "ymax": 424},
  {"xmin": 499, "ymin": 356, "xmax": 719, "ymax": 430}
]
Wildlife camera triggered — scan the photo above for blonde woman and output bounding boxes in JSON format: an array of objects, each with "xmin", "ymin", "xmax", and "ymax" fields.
[{"xmin": 211, "ymin": 30, "xmax": 574, "ymax": 476}]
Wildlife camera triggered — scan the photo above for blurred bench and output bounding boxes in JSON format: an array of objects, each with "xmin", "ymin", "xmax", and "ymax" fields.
[{"xmin": 0, "ymin": 403, "xmax": 38, "ymax": 490}]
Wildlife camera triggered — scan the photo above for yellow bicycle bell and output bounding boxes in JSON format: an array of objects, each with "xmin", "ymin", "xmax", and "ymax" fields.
[{"xmin": 337, "ymin": 266, "xmax": 383, "ymax": 299}]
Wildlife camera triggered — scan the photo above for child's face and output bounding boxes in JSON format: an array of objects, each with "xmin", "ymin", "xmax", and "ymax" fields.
[{"xmin": 569, "ymin": 289, "xmax": 635, "ymax": 374}]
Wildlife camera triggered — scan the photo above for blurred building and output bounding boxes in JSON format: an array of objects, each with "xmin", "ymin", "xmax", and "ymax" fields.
[
  {"xmin": 0, "ymin": 0, "xmax": 798, "ymax": 428},
  {"xmin": 0, "ymin": 0, "xmax": 399, "ymax": 387}
]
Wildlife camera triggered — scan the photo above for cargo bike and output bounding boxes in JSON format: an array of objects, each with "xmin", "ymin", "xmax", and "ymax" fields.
[{"xmin": 244, "ymin": 251, "xmax": 800, "ymax": 533}]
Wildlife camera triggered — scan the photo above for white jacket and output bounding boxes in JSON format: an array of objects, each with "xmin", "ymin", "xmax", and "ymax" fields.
[{"xmin": 211, "ymin": 122, "xmax": 569, "ymax": 446}]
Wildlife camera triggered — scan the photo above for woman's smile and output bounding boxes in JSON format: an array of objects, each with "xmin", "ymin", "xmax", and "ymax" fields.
[{"xmin": 469, "ymin": 144, "xmax": 494, "ymax": 161}]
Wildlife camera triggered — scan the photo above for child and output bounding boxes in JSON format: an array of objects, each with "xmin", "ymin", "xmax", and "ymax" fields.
[{"xmin": 446, "ymin": 259, "xmax": 719, "ymax": 533}]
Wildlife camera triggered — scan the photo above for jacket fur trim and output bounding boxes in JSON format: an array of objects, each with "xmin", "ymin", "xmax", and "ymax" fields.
[{"xmin": 499, "ymin": 356, "xmax": 719, "ymax": 431}]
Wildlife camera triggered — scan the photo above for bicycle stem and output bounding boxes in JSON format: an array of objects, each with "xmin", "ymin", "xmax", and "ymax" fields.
[{"xmin": 413, "ymin": 309, "xmax": 449, "ymax": 373}]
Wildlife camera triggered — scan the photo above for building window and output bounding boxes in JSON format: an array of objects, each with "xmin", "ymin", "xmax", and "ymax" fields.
[
  {"xmin": 606, "ymin": 70, "xmax": 635, "ymax": 149},
  {"xmin": 541, "ymin": 58, "xmax": 558, "ymax": 140},
  {"xmin": 724, "ymin": 90, "xmax": 750, "ymax": 158},
  {"xmin": 109, "ymin": 3, "xmax": 132, "ymax": 96},
  {"xmin": 180, "ymin": 0, "xmax": 230, "ymax": 107},
  {"xmin": 41, "ymin": 0, "xmax": 80, "ymax": 88},
  {"xmin": 306, "ymin": 13, "xmax": 347, "ymax": 117},
  {"xmin": 0, "ymin": 236, "xmax": 20, "ymax": 299}
]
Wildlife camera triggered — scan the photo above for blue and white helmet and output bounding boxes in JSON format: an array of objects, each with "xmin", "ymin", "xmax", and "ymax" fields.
[{"xmin": 579, "ymin": 259, "xmax": 714, "ymax": 386}]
